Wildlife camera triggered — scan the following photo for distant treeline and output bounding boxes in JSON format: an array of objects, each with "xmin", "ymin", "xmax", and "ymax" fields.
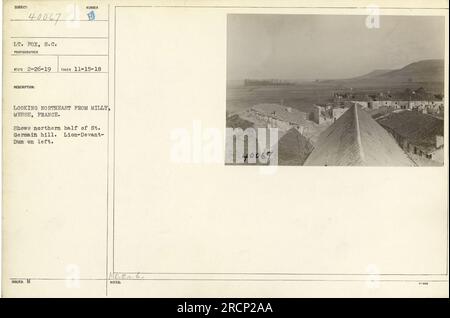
[{"xmin": 244, "ymin": 79, "xmax": 296, "ymax": 86}]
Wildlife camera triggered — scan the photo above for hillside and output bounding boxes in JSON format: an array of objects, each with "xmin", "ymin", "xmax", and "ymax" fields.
[
  {"xmin": 370, "ymin": 59, "xmax": 444, "ymax": 83},
  {"xmin": 352, "ymin": 69, "xmax": 392, "ymax": 80},
  {"xmin": 333, "ymin": 59, "xmax": 444, "ymax": 89}
]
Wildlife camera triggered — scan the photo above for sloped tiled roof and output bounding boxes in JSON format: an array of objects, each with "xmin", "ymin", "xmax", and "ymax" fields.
[
  {"xmin": 377, "ymin": 110, "xmax": 444, "ymax": 151},
  {"xmin": 277, "ymin": 128, "xmax": 314, "ymax": 165},
  {"xmin": 251, "ymin": 103, "xmax": 307, "ymax": 125},
  {"xmin": 304, "ymin": 105, "xmax": 415, "ymax": 166}
]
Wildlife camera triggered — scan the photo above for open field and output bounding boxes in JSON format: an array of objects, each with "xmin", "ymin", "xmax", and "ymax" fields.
[
  {"xmin": 226, "ymin": 80, "xmax": 444, "ymax": 115},
  {"xmin": 227, "ymin": 81, "xmax": 336, "ymax": 114}
]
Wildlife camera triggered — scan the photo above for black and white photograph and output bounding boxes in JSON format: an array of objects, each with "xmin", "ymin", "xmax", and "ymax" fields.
[
  {"xmin": 226, "ymin": 14, "xmax": 445, "ymax": 166},
  {"xmin": 2, "ymin": 0, "xmax": 448, "ymax": 300}
]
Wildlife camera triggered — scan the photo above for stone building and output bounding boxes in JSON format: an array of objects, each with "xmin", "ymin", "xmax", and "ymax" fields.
[{"xmin": 312, "ymin": 104, "xmax": 348, "ymax": 124}]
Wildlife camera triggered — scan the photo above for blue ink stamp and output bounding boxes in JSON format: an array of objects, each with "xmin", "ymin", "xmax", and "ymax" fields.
[{"xmin": 87, "ymin": 10, "xmax": 96, "ymax": 21}]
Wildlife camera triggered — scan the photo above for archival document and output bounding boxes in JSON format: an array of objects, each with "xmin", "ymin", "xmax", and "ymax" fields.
[{"xmin": 2, "ymin": 0, "xmax": 449, "ymax": 297}]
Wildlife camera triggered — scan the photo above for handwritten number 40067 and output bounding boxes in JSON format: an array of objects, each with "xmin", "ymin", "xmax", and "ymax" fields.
[{"xmin": 28, "ymin": 13, "xmax": 62, "ymax": 25}]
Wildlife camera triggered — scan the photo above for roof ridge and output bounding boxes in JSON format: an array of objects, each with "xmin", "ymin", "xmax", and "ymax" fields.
[
  {"xmin": 304, "ymin": 104, "xmax": 414, "ymax": 166},
  {"xmin": 352, "ymin": 104, "xmax": 366, "ymax": 164}
]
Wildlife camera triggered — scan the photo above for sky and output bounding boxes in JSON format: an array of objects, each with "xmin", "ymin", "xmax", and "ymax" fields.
[{"xmin": 227, "ymin": 14, "xmax": 445, "ymax": 80}]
